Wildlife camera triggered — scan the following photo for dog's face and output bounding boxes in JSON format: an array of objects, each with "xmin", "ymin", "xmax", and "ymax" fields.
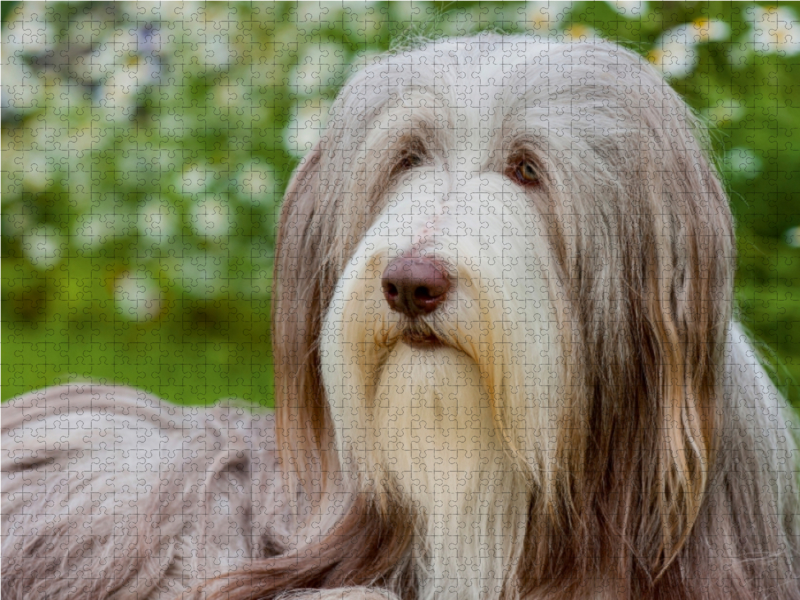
[
  {"xmin": 319, "ymin": 40, "xmax": 571, "ymax": 595},
  {"xmin": 274, "ymin": 36, "xmax": 736, "ymax": 599}
]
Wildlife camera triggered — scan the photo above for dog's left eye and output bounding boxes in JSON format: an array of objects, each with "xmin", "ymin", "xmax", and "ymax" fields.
[{"xmin": 510, "ymin": 160, "xmax": 541, "ymax": 187}]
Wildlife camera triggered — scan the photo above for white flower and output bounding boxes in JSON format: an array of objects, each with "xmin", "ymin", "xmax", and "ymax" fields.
[
  {"xmin": 96, "ymin": 63, "xmax": 145, "ymax": 121},
  {"xmin": 16, "ymin": 151, "xmax": 50, "ymax": 192},
  {"xmin": 689, "ymin": 17, "xmax": 730, "ymax": 43},
  {"xmin": 649, "ymin": 25, "xmax": 698, "ymax": 78},
  {"xmin": 702, "ymin": 99, "xmax": 745, "ymax": 125},
  {"xmin": 182, "ymin": 164, "xmax": 215, "ymax": 195},
  {"xmin": 73, "ymin": 212, "xmax": 128, "ymax": 250},
  {"xmin": 3, "ymin": 2, "xmax": 54, "ymax": 54},
  {"xmin": 649, "ymin": 42, "xmax": 697, "ymax": 79},
  {"xmin": 139, "ymin": 197, "xmax": 178, "ymax": 243},
  {"xmin": 284, "ymin": 98, "xmax": 331, "ymax": 157},
  {"xmin": 563, "ymin": 24, "xmax": 596, "ymax": 42},
  {"xmin": 191, "ymin": 195, "xmax": 231, "ymax": 239},
  {"xmin": 211, "ymin": 78, "xmax": 248, "ymax": 112},
  {"xmin": 237, "ymin": 162, "xmax": 276, "ymax": 205},
  {"xmin": 114, "ymin": 269, "xmax": 162, "ymax": 321},
  {"xmin": 2, "ymin": 56, "xmax": 43, "ymax": 112},
  {"xmin": 525, "ymin": 1, "xmax": 571, "ymax": 34},
  {"xmin": 22, "ymin": 225, "xmax": 63, "ymax": 269},
  {"xmin": 649, "ymin": 19, "xmax": 729, "ymax": 78},
  {"xmin": 290, "ymin": 43, "xmax": 346, "ymax": 97},
  {"xmin": 746, "ymin": 5, "xmax": 800, "ymax": 56},
  {"xmin": 203, "ymin": 34, "xmax": 233, "ymax": 69},
  {"xmin": 785, "ymin": 226, "xmax": 800, "ymax": 248}
]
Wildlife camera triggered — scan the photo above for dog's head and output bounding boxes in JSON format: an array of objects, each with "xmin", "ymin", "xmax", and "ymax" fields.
[{"xmin": 273, "ymin": 35, "xmax": 735, "ymax": 598}]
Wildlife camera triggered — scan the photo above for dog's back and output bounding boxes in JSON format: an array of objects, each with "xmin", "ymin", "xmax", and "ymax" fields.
[{"xmin": 1, "ymin": 385, "xmax": 293, "ymax": 599}]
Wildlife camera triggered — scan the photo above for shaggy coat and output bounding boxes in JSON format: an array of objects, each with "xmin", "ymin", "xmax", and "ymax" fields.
[{"xmin": 3, "ymin": 36, "xmax": 799, "ymax": 600}]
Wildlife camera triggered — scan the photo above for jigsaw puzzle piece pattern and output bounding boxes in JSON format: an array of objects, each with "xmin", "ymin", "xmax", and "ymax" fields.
[{"xmin": 1, "ymin": 385, "xmax": 303, "ymax": 599}]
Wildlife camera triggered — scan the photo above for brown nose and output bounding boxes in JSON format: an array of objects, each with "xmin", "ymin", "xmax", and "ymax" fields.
[{"xmin": 381, "ymin": 257, "xmax": 451, "ymax": 317}]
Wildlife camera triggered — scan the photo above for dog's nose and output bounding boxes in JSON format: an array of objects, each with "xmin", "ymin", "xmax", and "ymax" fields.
[{"xmin": 381, "ymin": 257, "xmax": 451, "ymax": 317}]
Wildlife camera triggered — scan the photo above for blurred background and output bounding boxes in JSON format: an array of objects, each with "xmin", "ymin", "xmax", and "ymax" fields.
[{"xmin": 3, "ymin": 1, "xmax": 799, "ymax": 407}]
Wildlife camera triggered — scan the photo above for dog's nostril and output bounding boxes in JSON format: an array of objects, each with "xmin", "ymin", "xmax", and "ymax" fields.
[
  {"xmin": 381, "ymin": 257, "xmax": 451, "ymax": 317},
  {"xmin": 415, "ymin": 286, "xmax": 432, "ymax": 300}
]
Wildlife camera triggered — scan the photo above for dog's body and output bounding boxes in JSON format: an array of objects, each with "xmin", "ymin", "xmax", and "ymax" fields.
[{"xmin": 3, "ymin": 36, "xmax": 800, "ymax": 600}]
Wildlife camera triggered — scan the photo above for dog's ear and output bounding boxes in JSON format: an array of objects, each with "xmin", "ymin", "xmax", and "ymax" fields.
[
  {"xmin": 614, "ymin": 80, "xmax": 734, "ymax": 575},
  {"xmin": 553, "ymin": 50, "xmax": 737, "ymax": 580},
  {"xmin": 273, "ymin": 141, "xmax": 338, "ymax": 489}
]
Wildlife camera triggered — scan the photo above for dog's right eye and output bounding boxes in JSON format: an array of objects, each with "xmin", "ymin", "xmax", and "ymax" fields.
[
  {"xmin": 398, "ymin": 154, "xmax": 423, "ymax": 170},
  {"xmin": 391, "ymin": 153, "xmax": 423, "ymax": 178}
]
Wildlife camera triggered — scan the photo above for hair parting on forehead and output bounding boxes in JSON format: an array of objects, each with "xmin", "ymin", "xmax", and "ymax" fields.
[{"xmin": 215, "ymin": 36, "xmax": 800, "ymax": 600}]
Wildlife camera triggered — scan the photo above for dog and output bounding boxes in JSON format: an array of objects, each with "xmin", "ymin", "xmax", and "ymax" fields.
[{"xmin": 3, "ymin": 35, "xmax": 799, "ymax": 600}]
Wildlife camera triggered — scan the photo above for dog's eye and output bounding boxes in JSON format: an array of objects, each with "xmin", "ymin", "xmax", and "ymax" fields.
[
  {"xmin": 510, "ymin": 160, "xmax": 541, "ymax": 187},
  {"xmin": 398, "ymin": 154, "xmax": 423, "ymax": 171},
  {"xmin": 391, "ymin": 153, "xmax": 423, "ymax": 179}
]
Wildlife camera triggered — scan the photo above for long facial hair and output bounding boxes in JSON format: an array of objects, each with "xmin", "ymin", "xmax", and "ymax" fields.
[{"xmin": 319, "ymin": 172, "xmax": 560, "ymax": 600}]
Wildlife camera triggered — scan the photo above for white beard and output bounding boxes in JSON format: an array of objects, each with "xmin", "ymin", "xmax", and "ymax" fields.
[
  {"xmin": 368, "ymin": 344, "xmax": 529, "ymax": 600},
  {"xmin": 320, "ymin": 173, "xmax": 559, "ymax": 600}
]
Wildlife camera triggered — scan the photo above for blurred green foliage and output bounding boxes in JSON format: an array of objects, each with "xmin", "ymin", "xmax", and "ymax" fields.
[{"xmin": 3, "ymin": 2, "xmax": 799, "ymax": 406}]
